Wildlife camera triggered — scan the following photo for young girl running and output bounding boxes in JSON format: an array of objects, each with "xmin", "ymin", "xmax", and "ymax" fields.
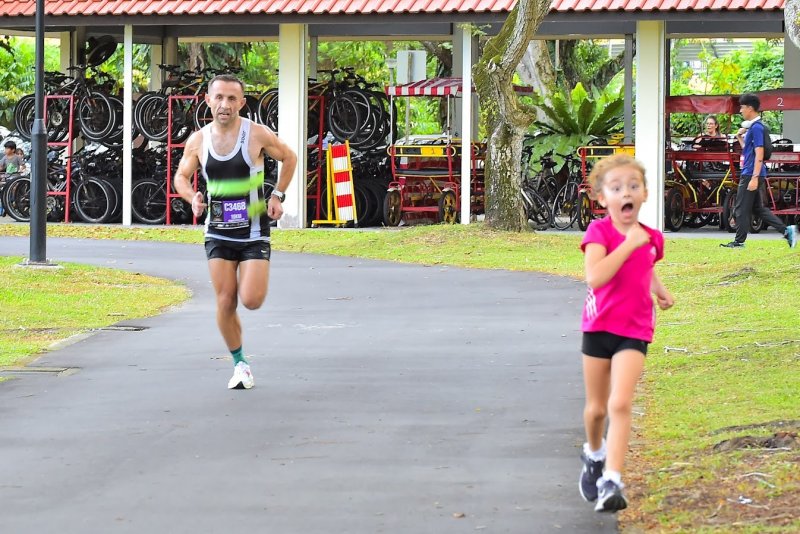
[{"xmin": 578, "ymin": 154, "xmax": 674, "ymax": 512}]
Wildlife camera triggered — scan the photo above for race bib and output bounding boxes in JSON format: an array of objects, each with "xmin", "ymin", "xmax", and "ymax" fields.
[{"xmin": 209, "ymin": 198, "xmax": 249, "ymax": 228}]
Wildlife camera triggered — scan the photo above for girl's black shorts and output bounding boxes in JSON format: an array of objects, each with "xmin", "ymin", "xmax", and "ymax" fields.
[{"xmin": 582, "ymin": 331, "xmax": 648, "ymax": 359}]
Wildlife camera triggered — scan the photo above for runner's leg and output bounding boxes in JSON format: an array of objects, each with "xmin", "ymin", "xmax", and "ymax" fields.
[
  {"xmin": 583, "ymin": 355, "xmax": 611, "ymax": 451},
  {"xmin": 208, "ymin": 258, "xmax": 242, "ymax": 350},
  {"xmin": 605, "ymin": 349, "xmax": 645, "ymax": 474},
  {"xmin": 238, "ymin": 259, "xmax": 269, "ymax": 310}
]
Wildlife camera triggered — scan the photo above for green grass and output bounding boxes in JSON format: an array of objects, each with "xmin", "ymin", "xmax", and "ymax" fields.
[
  {"xmin": 1, "ymin": 221, "xmax": 798, "ymax": 531},
  {"xmin": 0, "ymin": 255, "xmax": 190, "ymax": 369}
]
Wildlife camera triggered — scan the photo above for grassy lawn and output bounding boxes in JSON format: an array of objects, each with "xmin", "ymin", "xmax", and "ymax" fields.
[
  {"xmin": 1, "ymin": 221, "xmax": 798, "ymax": 532},
  {"xmin": 0, "ymin": 253, "xmax": 190, "ymax": 370}
]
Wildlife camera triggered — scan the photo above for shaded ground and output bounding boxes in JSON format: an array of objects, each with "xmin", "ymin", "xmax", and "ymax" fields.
[{"xmin": 0, "ymin": 237, "xmax": 616, "ymax": 533}]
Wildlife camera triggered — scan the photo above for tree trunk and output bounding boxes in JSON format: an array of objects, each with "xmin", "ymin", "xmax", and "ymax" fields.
[
  {"xmin": 517, "ymin": 41, "xmax": 555, "ymax": 122},
  {"xmin": 184, "ymin": 43, "xmax": 206, "ymax": 71},
  {"xmin": 559, "ymin": 40, "xmax": 632, "ymax": 90},
  {"xmin": 473, "ymin": 0, "xmax": 550, "ymax": 231},
  {"xmin": 485, "ymin": 122, "xmax": 526, "ymax": 229},
  {"xmin": 787, "ymin": 0, "xmax": 800, "ymax": 51}
]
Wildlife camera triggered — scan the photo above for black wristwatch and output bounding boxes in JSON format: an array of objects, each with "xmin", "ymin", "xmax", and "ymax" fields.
[{"xmin": 270, "ymin": 190, "xmax": 285, "ymax": 203}]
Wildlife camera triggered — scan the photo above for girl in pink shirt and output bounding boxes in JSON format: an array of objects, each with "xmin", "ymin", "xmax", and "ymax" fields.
[{"xmin": 577, "ymin": 155, "xmax": 674, "ymax": 513}]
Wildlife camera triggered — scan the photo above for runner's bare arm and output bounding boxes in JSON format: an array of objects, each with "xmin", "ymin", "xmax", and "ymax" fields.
[{"xmin": 173, "ymin": 132, "xmax": 203, "ymax": 204}]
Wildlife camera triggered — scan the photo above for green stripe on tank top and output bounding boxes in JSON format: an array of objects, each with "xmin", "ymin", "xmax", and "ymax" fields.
[{"xmin": 206, "ymin": 171, "xmax": 265, "ymax": 197}]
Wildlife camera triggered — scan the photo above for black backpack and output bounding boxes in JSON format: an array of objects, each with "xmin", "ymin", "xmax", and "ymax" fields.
[{"xmin": 757, "ymin": 120, "xmax": 773, "ymax": 160}]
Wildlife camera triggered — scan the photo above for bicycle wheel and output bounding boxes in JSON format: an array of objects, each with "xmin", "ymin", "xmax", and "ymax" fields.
[
  {"xmin": 263, "ymin": 93, "xmax": 280, "ymax": 131},
  {"xmin": 3, "ymin": 176, "xmax": 31, "ymax": 222},
  {"xmin": 722, "ymin": 189, "xmax": 763, "ymax": 234},
  {"xmin": 552, "ymin": 181, "xmax": 579, "ymax": 230},
  {"xmin": 521, "ymin": 186, "xmax": 552, "ymax": 231},
  {"xmin": 46, "ymin": 193, "xmax": 66, "ymax": 222},
  {"xmin": 78, "ymin": 91, "xmax": 116, "ymax": 142},
  {"xmin": 664, "ymin": 188, "xmax": 685, "ymax": 231},
  {"xmin": 194, "ymin": 100, "xmax": 213, "ymax": 129},
  {"xmin": 577, "ymin": 191, "xmax": 594, "ymax": 231},
  {"xmin": 257, "ymin": 88, "xmax": 278, "ymax": 126},
  {"xmin": 13, "ymin": 94, "xmax": 36, "ymax": 140},
  {"xmin": 383, "ymin": 189, "xmax": 402, "ymax": 226},
  {"xmin": 438, "ymin": 190, "xmax": 458, "ymax": 224},
  {"xmin": 136, "ymin": 94, "xmax": 169, "ymax": 142},
  {"xmin": 327, "ymin": 93, "xmax": 362, "ymax": 142},
  {"xmin": 131, "ymin": 179, "xmax": 167, "ymax": 224},
  {"xmin": 72, "ymin": 177, "xmax": 113, "ymax": 223},
  {"xmin": 45, "ymin": 97, "xmax": 71, "ymax": 143}
]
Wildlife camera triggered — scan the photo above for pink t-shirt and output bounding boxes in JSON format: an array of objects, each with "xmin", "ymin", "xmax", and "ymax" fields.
[{"xmin": 580, "ymin": 216, "xmax": 664, "ymax": 343}]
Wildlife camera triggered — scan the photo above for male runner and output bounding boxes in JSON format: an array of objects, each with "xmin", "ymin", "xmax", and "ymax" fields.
[{"xmin": 174, "ymin": 74, "xmax": 297, "ymax": 389}]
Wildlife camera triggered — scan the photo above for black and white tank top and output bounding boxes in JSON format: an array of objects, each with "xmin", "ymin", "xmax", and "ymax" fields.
[{"xmin": 200, "ymin": 118, "xmax": 269, "ymax": 242}]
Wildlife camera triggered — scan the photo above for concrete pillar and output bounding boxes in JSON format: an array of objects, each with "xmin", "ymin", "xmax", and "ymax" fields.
[
  {"xmin": 309, "ymin": 36, "xmax": 318, "ymax": 79},
  {"xmin": 73, "ymin": 27, "xmax": 86, "ymax": 67},
  {"xmin": 458, "ymin": 25, "xmax": 473, "ymax": 224},
  {"xmin": 278, "ymin": 24, "xmax": 308, "ymax": 229},
  {"xmin": 59, "ymin": 32, "xmax": 71, "ymax": 73},
  {"xmin": 452, "ymin": 24, "xmax": 479, "ymax": 139},
  {"xmin": 163, "ymin": 36, "xmax": 179, "ymax": 67},
  {"xmin": 150, "ymin": 44, "xmax": 163, "ymax": 91},
  {"xmin": 623, "ymin": 34, "xmax": 634, "ymax": 144},
  {"xmin": 635, "ymin": 21, "xmax": 666, "ymax": 231},
  {"xmin": 783, "ymin": 38, "xmax": 800, "ymax": 142},
  {"xmin": 122, "ymin": 25, "xmax": 133, "ymax": 226}
]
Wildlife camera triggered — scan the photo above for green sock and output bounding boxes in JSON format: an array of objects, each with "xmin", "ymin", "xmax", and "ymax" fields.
[{"xmin": 231, "ymin": 346, "xmax": 247, "ymax": 366}]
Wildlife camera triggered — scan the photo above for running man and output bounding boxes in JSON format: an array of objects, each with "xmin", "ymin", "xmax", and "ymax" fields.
[{"xmin": 174, "ymin": 74, "xmax": 297, "ymax": 389}]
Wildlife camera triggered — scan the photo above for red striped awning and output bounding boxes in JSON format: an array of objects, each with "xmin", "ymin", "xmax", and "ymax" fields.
[
  {"xmin": 386, "ymin": 78, "xmax": 466, "ymax": 97},
  {"xmin": 386, "ymin": 77, "xmax": 534, "ymax": 97}
]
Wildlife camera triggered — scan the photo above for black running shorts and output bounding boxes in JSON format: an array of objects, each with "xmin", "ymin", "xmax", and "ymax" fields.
[
  {"xmin": 582, "ymin": 331, "xmax": 648, "ymax": 359},
  {"xmin": 204, "ymin": 238, "xmax": 271, "ymax": 262}
]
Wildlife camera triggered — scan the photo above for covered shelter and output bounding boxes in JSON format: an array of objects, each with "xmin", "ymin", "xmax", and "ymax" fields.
[{"xmin": 0, "ymin": 0, "xmax": 790, "ymax": 229}]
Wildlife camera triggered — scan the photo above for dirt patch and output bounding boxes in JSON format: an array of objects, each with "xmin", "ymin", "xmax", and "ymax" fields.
[
  {"xmin": 718, "ymin": 266, "xmax": 757, "ymax": 285},
  {"xmin": 714, "ymin": 432, "xmax": 799, "ymax": 453},
  {"xmin": 711, "ymin": 419, "xmax": 800, "ymax": 435},
  {"xmin": 620, "ymin": 422, "xmax": 800, "ymax": 532}
]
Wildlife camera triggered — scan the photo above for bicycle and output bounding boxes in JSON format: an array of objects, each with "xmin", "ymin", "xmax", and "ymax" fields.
[{"xmin": 550, "ymin": 154, "xmax": 583, "ymax": 230}]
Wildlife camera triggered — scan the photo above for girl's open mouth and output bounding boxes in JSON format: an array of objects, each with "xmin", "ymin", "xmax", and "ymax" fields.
[{"xmin": 622, "ymin": 202, "xmax": 634, "ymax": 213}]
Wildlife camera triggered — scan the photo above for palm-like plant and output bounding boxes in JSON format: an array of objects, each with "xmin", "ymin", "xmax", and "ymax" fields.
[{"xmin": 526, "ymin": 83, "xmax": 625, "ymax": 176}]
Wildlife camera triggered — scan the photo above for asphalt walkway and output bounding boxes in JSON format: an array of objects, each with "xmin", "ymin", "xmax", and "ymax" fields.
[{"xmin": 0, "ymin": 236, "xmax": 616, "ymax": 533}]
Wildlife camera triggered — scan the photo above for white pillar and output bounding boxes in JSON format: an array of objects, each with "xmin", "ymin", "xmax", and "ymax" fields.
[
  {"xmin": 635, "ymin": 21, "xmax": 666, "ymax": 230},
  {"xmin": 452, "ymin": 27, "xmax": 464, "ymax": 138},
  {"xmin": 150, "ymin": 44, "xmax": 163, "ymax": 91},
  {"xmin": 122, "ymin": 25, "xmax": 133, "ymax": 226},
  {"xmin": 784, "ymin": 38, "xmax": 800, "ymax": 142},
  {"xmin": 278, "ymin": 24, "xmax": 308, "ymax": 229},
  {"xmin": 459, "ymin": 24, "xmax": 473, "ymax": 224},
  {"xmin": 59, "ymin": 32, "xmax": 71, "ymax": 73}
]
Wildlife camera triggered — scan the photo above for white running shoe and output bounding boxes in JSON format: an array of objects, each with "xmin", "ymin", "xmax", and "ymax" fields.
[{"xmin": 228, "ymin": 362, "xmax": 254, "ymax": 390}]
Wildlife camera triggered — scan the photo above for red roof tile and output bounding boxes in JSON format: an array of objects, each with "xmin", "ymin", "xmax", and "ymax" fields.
[{"xmin": 0, "ymin": 0, "xmax": 784, "ymax": 17}]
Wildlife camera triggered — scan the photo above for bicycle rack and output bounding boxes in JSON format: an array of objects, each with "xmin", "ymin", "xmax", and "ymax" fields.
[
  {"xmin": 44, "ymin": 94, "xmax": 75, "ymax": 223},
  {"xmin": 307, "ymin": 94, "xmax": 325, "ymax": 222},
  {"xmin": 165, "ymin": 94, "xmax": 199, "ymax": 225}
]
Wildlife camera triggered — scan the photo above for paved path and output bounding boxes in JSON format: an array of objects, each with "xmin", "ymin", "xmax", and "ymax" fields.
[{"xmin": 0, "ymin": 237, "xmax": 616, "ymax": 533}]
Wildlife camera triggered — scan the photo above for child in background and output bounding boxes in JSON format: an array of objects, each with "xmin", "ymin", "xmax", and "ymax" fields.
[{"xmin": 578, "ymin": 154, "xmax": 674, "ymax": 512}]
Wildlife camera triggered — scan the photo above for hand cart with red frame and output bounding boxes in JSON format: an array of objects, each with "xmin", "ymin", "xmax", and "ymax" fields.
[
  {"xmin": 383, "ymin": 78, "xmax": 485, "ymax": 225},
  {"xmin": 665, "ymin": 90, "xmax": 800, "ymax": 232},
  {"xmin": 575, "ymin": 143, "xmax": 635, "ymax": 230}
]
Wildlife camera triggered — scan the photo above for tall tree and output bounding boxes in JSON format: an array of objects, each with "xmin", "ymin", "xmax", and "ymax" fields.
[
  {"xmin": 473, "ymin": 0, "xmax": 551, "ymax": 231},
  {"xmin": 787, "ymin": 0, "xmax": 800, "ymax": 51},
  {"xmin": 517, "ymin": 40, "xmax": 631, "ymax": 97}
]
